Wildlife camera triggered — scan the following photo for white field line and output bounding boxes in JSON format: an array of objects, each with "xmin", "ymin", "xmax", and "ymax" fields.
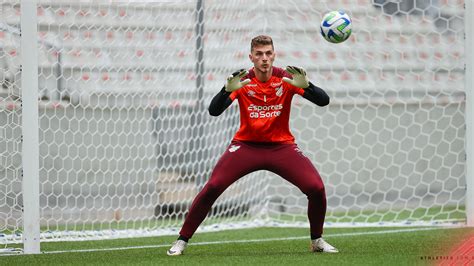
[{"xmin": 24, "ymin": 226, "xmax": 456, "ymax": 255}]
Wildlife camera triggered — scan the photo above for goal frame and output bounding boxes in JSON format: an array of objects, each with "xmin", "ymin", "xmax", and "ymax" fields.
[{"xmin": 20, "ymin": 0, "xmax": 40, "ymax": 254}]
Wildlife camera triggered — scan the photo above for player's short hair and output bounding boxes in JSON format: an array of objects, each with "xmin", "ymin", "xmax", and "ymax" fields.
[{"xmin": 251, "ymin": 35, "xmax": 274, "ymax": 52}]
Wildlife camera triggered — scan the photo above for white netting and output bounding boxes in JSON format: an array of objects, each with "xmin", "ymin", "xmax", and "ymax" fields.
[
  {"xmin": 0, "ymin": 0, "xmax": 467, "ymax": 247},
  {"xmin": 0, "ymin": 0, "xmax": 23, "ymax": 248}
]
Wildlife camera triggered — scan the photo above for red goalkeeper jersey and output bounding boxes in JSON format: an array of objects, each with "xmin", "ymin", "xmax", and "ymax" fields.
[{"xmin": 229, "ymin": 67, "xmax": 305, "ymax": 144}]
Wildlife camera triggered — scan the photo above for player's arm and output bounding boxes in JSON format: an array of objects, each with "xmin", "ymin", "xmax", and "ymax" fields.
[
  {"xmin": 282, "ymin": 66, "xmax": 330, "ymax": 106},
  {"xmin": 208, "ymin": 88, "xmax": 233, "ymax": 116},
  {"xmin": 208, "ymin": 69, "xmax": 250, "ymax": 116},
  {"xmin": 303, "ymin": 82, "xmax": 330, "ymax": 106}
]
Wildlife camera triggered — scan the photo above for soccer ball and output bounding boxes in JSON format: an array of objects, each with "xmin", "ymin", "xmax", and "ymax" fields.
[{"xmin": 320, "ymin": 10, "xmax": 352, "ymax": 43}]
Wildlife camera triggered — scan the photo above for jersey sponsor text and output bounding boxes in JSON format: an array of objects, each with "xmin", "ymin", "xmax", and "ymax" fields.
[{"xmin": 247, "ymin": 104, "xmax": 283, "ymax": 118}]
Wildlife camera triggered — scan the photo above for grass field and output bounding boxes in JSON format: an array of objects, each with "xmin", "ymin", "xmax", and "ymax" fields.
[{"xmin": 1, "ymin": 226, "xmax": 473, "ymax": 265}]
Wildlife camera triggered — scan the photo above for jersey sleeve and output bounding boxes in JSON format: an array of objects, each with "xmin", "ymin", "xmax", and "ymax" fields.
[
  {"xmin": 291, "ymin": 86, "xmax": 305, "ymax": 96},
  {"xmin": 282, "ymin": 82, "xmax": 304, "ymax": 96},
  {"xmin": 229, "ymin": 90, "xmax": 239, "ymax": 100}
]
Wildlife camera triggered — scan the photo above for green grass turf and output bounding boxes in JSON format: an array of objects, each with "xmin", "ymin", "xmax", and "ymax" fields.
[
  {"xmin": 2, "ymin": 226, "xmax": 473, "ymax": 265},
  {"xmin": 276, "ymin": 205, "xmax": 465, "ymax": 224},
  {"xmin": 2, "ymin": 204, "xmax": 463, "ymax": 237}
]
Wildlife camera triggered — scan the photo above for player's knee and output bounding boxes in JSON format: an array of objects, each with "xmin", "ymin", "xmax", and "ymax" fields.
[
  {"xmin": 305, "ymin": 184, "xmax": 325, "ymax": 199},
  {"xmin": 202, "ymin": 182, "xmax": 224, "ymax": 198}
]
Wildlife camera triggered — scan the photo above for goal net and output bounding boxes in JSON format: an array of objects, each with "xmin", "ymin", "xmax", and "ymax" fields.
[{"xmin": 0, "ymin": 0, "xmax": 468, "ymax": 249}]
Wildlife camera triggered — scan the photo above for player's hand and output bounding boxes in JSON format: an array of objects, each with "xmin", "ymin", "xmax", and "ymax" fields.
[
  {"xmin": 225, "ymin": 69, "xmax": 251, "ymax": 92},
  {"xmin": 282, "ymin": 66, "xmax": 310, "ymax": 88}
]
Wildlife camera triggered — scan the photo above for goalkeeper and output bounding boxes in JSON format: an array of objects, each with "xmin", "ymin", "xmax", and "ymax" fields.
[{"xmin": 167, "ymin": 35, "xmax": 337, "ymax": 255}]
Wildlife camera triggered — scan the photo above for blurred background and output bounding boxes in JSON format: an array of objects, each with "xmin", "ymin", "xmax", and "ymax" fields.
[{"xmin": 0, "ymin": 0, "xmax": 467, "ymax": 242}]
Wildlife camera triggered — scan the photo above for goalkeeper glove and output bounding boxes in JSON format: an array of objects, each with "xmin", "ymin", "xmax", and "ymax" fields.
[
  {"xmin": 282, "ymin": 66, "xmax": 310, "ymax": 88},
  {"xmin": 225, "ymin": 69, "xmax": 251, "ymax": 92}
]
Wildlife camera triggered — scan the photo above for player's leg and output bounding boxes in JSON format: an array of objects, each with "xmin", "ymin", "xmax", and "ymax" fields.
[
  {"xmin": 168, "ymin": 141, "xmax": 262, "ymax": 255},
  {"xmin": 266, "ymin": 144, "xmax": 338, "ymax": 253}
]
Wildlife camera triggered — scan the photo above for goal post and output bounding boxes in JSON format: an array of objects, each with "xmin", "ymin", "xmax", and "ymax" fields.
[
  {"xmin": 20, "ymin": 0, "xmax": 40, "ymax": 254},
  {"xmin": 0, "ymin": 0, "xmax": 471, "ymax": 254},
  {"xmin": 465, "ymin": 0, "xmax": 474, "ymax": 226}
]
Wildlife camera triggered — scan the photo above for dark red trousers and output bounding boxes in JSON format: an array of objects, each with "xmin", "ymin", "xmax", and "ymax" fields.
[{"xmin": 179, "ymin": 140, "xmax": 327, "ymax": 239}]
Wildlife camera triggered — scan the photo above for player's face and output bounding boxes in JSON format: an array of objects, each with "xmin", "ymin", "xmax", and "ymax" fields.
[{"xmin": 249, "ymin": 45, "xmax": 275, "ymax": 74}]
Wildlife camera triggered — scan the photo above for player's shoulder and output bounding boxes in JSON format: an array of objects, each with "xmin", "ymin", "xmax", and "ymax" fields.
[
  {"xmin": 246, "ymin": 68, "xmax": 255, "ymax": 80},
  {"xmin": 271, "ymin": 66, "xmax": 291, "ymax": 78}
]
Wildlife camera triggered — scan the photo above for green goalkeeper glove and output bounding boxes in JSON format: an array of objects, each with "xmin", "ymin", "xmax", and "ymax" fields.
[
  {"xmin": 282, "ymin": 66, "xmax": 310, "ymax": 88},
  {"xmin": 225, "ymin": 69, "xmax": 251, "ymax": 92}
]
